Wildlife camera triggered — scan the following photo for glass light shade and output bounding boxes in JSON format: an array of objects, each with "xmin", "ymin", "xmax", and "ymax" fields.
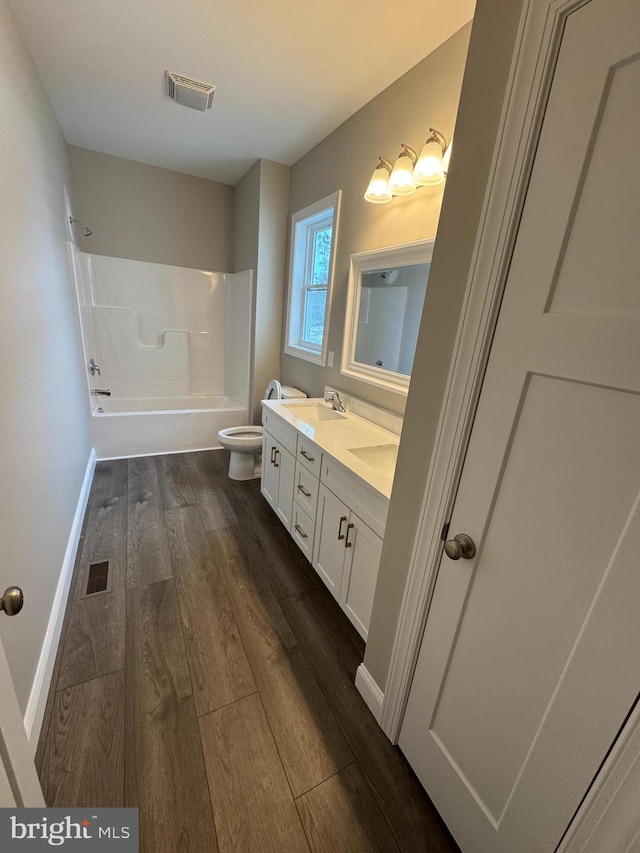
[
  {"xmin": 413, "ymin": 139, "xmax": 445, "ymax": 186},
  {"xmin": 442, "ymin": 139, "xmax": 453, "ymax": 175},
  {"xmin": 364, "ymin": 163, "xmax": 393, "ymax": 204},
  {"xmin": 388, "ymin": 152, "xmax": 417, "ymax": 196}
]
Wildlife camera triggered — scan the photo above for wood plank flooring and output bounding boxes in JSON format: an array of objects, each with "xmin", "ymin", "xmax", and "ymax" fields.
[{"xmin": 37, "ymin": 450, "xmax": 459, "ymax": 853}]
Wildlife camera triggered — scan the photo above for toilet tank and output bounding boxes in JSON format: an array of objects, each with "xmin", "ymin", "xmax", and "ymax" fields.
[{"xmin": 281, "ymin": 386, "xmax": 307, "ymax": 400}]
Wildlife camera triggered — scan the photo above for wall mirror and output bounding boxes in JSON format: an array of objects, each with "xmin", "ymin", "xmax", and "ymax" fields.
[{"xmin": 341, "ymin": 238, "xmax": 434, "ymax": 394}]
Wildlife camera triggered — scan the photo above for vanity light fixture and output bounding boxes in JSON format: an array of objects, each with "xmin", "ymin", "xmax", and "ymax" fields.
[
  {"xmin": 388, "ymin": 145, "xmax": 418, "ymax": 196},
  {"xmin": 364, "ymin": 158, "xmax": 394, "ymax": 204},
  {"xmin": 364, "ymin": 128, "xmax": 451, "ymax": 204},
  {"xmin": 413, "ymin": 129, "xmax": 447, "ymax": 186}
]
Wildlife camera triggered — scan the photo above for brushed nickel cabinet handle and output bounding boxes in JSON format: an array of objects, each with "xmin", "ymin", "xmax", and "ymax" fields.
[
  {"xmin": 345, "ymin": 522, "xmax": 354, "ymax": 548},
  {"xmin": 297, "ymin": 484, "xmax": 311, "ymax": 497},
  {"xmin": 338, "ymin": 515, "xmax": 347, "ymax": 540},
  {"xmin": 300, "ymin": 449, "xmax": 315, "ymax": 462},
  {"xmin": 294, "ymin": 523, "xmax": 308, "ymax": 539}
]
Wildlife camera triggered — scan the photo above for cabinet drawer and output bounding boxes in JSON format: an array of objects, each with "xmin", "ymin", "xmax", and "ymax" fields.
[
  {"xmin": 296, "ymin": 436, "xmax": 322, "ymax": 477},
  {"xmin": 293, "ymin": 462, "xmax": 319, "ymax": 517},
  {"xmin": 291, "ymin": 504, "xmax": 315, "ymax": 562}
]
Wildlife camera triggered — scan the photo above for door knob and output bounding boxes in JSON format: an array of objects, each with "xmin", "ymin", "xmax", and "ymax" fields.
[
  {"xmin": 444, "ymin": 533, "xmax": 476, "ymax": 561},
  {"xmin": 1, "ymin": 586, "xmax": 24, "ymax": 616}
]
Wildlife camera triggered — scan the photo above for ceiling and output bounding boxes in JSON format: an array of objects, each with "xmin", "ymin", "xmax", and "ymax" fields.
[{"xmin": 10, "ymin": 0, "xmax": 475, "ymax": 186}]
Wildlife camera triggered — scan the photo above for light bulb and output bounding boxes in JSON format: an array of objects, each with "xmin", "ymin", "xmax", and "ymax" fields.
[
  {"xmin": 388, "ymin": 146, "xmax": 417, "ymax": 196},
  {"xmin": 364, "ymin": 158, "xmax": 393, "ymax": 204}
]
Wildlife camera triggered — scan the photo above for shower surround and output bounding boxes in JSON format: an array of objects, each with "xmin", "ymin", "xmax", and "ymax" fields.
[{"xmin": 69, "ymin": 245, "xmax": 253, "ymax": 458}]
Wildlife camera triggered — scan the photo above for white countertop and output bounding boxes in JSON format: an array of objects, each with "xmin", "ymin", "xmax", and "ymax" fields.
[{"xmin": 262, "ymin": 398, "xmax": 399, "ymax": 499}]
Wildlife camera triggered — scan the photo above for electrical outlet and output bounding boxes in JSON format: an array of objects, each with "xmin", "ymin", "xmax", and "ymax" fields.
[{"xmin": 328, "ymin": 351, "xmax": 334, "ymax": 368}]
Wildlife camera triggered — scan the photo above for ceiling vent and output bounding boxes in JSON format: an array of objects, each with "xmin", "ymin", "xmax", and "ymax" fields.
[{"xmin": 165, "ymin": 71, "xmax": 216, "ymax": 112}]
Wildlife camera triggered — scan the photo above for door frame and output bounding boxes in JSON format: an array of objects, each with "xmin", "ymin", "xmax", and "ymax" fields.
[{"xmin": 383, "ymin": 0, "xmax": 640, "ymax": 845}]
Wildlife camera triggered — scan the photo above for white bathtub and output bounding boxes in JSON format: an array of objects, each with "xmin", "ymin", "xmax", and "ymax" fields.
[{"xmin": 91, "ymin": 394, "xmax": 248, "ymax": 459}]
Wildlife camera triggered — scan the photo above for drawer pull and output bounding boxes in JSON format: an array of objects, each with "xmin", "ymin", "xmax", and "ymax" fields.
[
  {"xmin": 345, "ymin": 522, "xmax": 354, "ymax": 548},
  {"xmin": 294, "ymin": 523, "xmax": 308, "ymax": 539},
  {"xmin": 270, "ymin": 446, "xmax": 276, "ymax": 465},
  {"xmin": 273, "ymin": 448, "xmax": 279, "ymax": 468},
  {"xmin": 297, "ymin": 484, "xmax": 311, "ymax": 498},
  {"xmin": 338, "ymin": 515, "xmax": 347, "ymax": 540},
  {"xmin": 300, "ymin": 449, "xmax": 315, "ymax": 462}
]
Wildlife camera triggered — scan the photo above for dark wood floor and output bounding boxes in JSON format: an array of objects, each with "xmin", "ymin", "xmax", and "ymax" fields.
[{"xmin": 36, "ymin": 449, "xmax": 459, "ymax": 853}]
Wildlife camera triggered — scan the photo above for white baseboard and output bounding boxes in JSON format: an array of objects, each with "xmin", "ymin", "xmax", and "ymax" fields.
[
  {"xmin": 23, "ymin": 448, "xmax": 97, "ymax": 750},
  {"xmin": 355, "ymin": 663, "xmax": 384, "ymax": 724}
]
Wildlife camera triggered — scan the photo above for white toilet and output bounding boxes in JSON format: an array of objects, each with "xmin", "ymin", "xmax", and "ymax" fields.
[{"xmin": 217, "ymin": 380, "xmax": 306, "ymax": 480}]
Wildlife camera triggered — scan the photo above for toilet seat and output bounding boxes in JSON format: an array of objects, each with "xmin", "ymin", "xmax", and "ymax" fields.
[
  {"xmin": 265, "ymin": 379, "xmax": 282, "ymax": 400},
  {"xmin": 217, "ymin": 425, "xmax": 263, "ymax": 451}
]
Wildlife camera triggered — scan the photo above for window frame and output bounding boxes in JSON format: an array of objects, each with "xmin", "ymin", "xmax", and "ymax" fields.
[{"xmin": 284, "ymin": 190, "xmax": 341, "ymax": 366}]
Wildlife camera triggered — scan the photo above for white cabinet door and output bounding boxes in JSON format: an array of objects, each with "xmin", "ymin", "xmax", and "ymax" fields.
[
  {"xmin": 399, "ymin": 2, "xmax": 640, "ymax": 851},
  {"xmin": 274, "ymin": 443, "xmax": 295, "ymax": 532},
  {"xmin": 313, "ymin": 484, "xmax": 348, "ymax": 598},
  {"xmin": 340, "ymin": 515, "xmax": 382, "ymax": 642},
  {"xmin": 261, "ymin": 430, "xmax": 295, "ymax": 531},
  {"xmin": 260, "ymin": 431, "xmax": 278, "ymax": 509}
]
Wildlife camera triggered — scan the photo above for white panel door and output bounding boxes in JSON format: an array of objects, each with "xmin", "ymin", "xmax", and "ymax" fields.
[
  {"xmin": 0, "ymin": 632, "xmax": 44, "ymax": 807},
  {"xmin": 399, "ymin": 1, "xmax": 640, "ymax": 851}
]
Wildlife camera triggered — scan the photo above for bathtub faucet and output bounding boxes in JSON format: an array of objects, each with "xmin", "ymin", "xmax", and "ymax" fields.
[{"xmin": 91, "ymin": 389, "xmax": 111, "ymax": 396}]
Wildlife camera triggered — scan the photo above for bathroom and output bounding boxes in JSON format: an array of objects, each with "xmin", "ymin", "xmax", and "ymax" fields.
[
  {"xmin": 1, "ymin": 0, "xmax": 479, "ymax": 835},
  {"xmin": 4, "ymin": 0, "xmax": 637, "ymax": 851}
]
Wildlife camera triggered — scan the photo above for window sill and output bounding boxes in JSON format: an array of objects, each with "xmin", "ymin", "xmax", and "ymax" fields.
[{"xmin": 284, "ymin": 343, "xmax": 326, "ymax": 367}]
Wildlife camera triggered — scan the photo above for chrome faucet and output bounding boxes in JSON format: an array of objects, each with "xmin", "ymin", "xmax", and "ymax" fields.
[
  {"xmin": 324, "ymin": 390, "xmax": 346, "ymax": 412},
  {"xmin": 91, "ymin": 389, "xmax": 111, "ymax": 396},
  {"xmin": 88, "ymin": 358, "xmax": 101, "ymax": 376}
]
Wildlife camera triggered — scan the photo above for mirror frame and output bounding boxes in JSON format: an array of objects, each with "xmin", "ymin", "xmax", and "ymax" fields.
[{"xmin": 341, "ymin": 237, "xmax": 435, "ymax": 395}]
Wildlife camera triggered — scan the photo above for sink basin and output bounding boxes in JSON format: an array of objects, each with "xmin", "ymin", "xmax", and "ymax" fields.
[
  {"xmin": 281, "ymin": 403, "xmax": 347, "ymax": 422},
  {"xmin": 348, "ymin": 443, "xmax": 399, "ymax": 474}
]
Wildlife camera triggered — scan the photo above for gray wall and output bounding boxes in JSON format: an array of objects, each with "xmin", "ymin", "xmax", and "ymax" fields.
[
  {"xmin": 68, "ymin": 146, "xmax": 234, "ymax": 271},
  {"xmin": 364, "ymin": 0, "xmax": 528, "ymax": 690},
  {"xmin": 234, "ymin": 159, "xmax": 291, "ymax": 421},
  {"xmin": 0, "ymin": 0, "xmax": 92, "ymax": 712},
  {"xmin": 254, "ymin": 161, "xmax": 291, "ymax": 421},
  {"xmin": 281, "ymin": 24, "xmax": 472, "ymax": 414},
  {"xmin": 233, "ymin": 162, "xmax": 261, "ymax": 415}
]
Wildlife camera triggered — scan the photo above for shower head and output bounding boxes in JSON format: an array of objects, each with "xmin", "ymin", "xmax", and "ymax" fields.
[{"xmin": 69, "ymin": 217, "xmax": 93, "ymax": 237}]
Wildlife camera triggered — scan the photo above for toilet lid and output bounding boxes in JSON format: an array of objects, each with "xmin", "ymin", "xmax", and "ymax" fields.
[{"xmin": 264, "ymin": 379, "xmax": 282, "ymax": 400}]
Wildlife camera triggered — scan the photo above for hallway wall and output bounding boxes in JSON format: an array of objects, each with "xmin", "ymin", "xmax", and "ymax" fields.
[{"xmin": 0, "ymin": 0, "xmax": 92, "ymax": 713}]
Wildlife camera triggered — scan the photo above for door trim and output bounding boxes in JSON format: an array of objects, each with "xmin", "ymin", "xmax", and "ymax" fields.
[{"xmin": 382, "ymin": 0, "xmax": 590, "ymax": 741}]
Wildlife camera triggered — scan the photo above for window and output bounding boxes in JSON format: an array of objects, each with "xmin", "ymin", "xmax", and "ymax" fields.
[{"xmin": 285, "ymin": 190, "xmax": 341, "ymax": 365}]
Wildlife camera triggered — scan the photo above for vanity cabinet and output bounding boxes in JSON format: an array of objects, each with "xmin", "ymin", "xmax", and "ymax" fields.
[
  {"xmin": 261, "ymin": 399, "xmax": 394, "ymax": 641},
  {"xmin": 261, "ymin": 411, "xmax": 298, "ymax": 531},
  {"xmin": 261, "ymin": 431, "xmax": 295, "ymax": 529},
  {"xmin": 314, "ymin": 483, "xmax": 383, "ymax": 641}
]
